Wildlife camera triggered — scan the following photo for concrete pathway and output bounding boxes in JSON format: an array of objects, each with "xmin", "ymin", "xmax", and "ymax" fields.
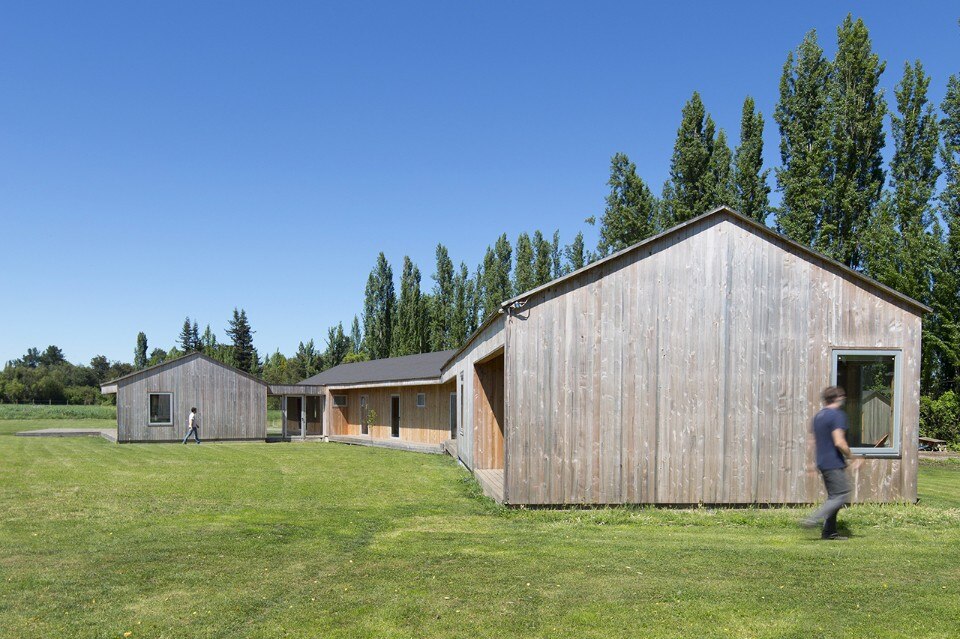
[{"xmin": 15, "ymin": 428, "xmax": 117, "ymax": 443}]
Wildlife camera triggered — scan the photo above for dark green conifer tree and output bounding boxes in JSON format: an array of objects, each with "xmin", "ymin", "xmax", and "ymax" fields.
[
  {"xmin": 179, "ymin": 317, "xmax": 195, "ymax": 352},
  {"xmin": 225, "ymin": 308, "xmax": 256, "ymax": 372}
]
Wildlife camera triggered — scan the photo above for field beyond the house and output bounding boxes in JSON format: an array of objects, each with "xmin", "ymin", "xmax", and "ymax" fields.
[{"xmin": 2, "ymin": 420, "xmax": 959, "ymax": 639}]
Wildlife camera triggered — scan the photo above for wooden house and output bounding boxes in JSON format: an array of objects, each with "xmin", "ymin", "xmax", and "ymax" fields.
[
  {"xmin": 272, "ymin": 350, "xmax": 458, "ymax": 452},
  {"xmin": 442, "ymin": 206, "xmax": 927, "ymax": 505},
  {"xmin": 101, "ymin": 352, "xmax": 268, "ymax": 442}
]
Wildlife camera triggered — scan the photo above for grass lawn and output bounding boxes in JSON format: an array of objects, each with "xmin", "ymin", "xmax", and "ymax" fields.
[{"xmin": 2, "ymin": 420, "xmax": 959, "ymax": 639}]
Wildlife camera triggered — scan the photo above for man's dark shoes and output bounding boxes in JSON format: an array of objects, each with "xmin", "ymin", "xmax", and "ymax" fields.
[{"xmin": 821, "ymin": 533, "xmax": 848, "ymax": 541}]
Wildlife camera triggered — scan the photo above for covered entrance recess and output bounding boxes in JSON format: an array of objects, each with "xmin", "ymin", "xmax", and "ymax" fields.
[
  {"xmin": 267, "ymin": 384, "xmax": 325, "ymax": 440},
  {"xmin": 473, "ymin": 349, "xmax": 505, "ymax": 500}
]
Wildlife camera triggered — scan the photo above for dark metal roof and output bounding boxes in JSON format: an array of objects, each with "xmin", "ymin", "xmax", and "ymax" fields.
[{"xmin": 299, "ymin": 349, "xmax": 457, "ymax": 386}]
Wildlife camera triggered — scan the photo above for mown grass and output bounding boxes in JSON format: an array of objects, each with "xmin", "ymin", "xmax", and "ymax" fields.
[
  {"xmin": 2, "ymin": 419, "xmax": 958, "ymax": 639},
  {"xmin": 0, "ymin": 403, "xmax": 116, "ymax": 420}
]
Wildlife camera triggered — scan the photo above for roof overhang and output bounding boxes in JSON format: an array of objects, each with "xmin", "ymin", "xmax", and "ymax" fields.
[
  {"xmin": 268, "ymin": 384, "xmax": 326, "ymax": 396},
  {"xmin": 325, "ymin": 377, "xmax": 445, "ymax": 391}
]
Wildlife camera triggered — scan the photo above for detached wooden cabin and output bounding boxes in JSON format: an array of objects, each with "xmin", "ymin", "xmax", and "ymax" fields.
[
  {"xmin": 100, "ymin": 352, "xmax": 267, "ymax": 443},
  {"xmin": 282, "ymin": 350, "xmax": 458, "ymax": 452},
  {"xmin": 443, "ymin": 207, "xmax": 927, "ymax": 505}
]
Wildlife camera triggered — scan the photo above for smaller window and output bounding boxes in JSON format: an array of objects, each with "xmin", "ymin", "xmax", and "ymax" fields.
[
  {"xmin": 333, "ymin": 395, "xmax": 347, "ymax": 407},
  {"xmin": 148, "ymin": 393, "xmax": 173, "ymax": 426},
  {"xmin": 416, "ymin": 393, "xmax": 426, "ymax": 408}
]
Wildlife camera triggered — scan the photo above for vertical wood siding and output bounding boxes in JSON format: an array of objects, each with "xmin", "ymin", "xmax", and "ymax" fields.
[
  {"xmin": 116, "ymin": 356, "xmax": 266, "ymax": 442},
  {"xmin": 328, "ymin": 382, "xmax": 456, "ymax": 444},
  {"xmin": 501, "ymin": 215, "xmax": 921, "ymax": 505}
]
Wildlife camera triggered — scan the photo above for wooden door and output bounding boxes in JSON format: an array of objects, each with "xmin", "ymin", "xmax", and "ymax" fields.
[
  {"xmin": 286, "ymin": 397, "xmax": 302, "ymax": 437},
  {"xmin": 390, "ymin": 395, "xmax": 400, "ymax": 438},
  {"xmin": 305, "ymin": 396, "xmax": 323, "ymax": 435}
]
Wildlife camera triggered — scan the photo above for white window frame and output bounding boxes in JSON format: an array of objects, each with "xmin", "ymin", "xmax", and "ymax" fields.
[
  {"xmin": 416, "ymin": 392, "xmax": 426, "ymax": 408},
  {"xmin": 333, "ymin": 394, "xmax": 347, "ymax": 408},
  {"xmin": 831, "ymin": 349, "xmax": 902, "ymax": 457},
  {"xmin": 147, "ymin": 392, "xmax": 174, "ymax": 426}
]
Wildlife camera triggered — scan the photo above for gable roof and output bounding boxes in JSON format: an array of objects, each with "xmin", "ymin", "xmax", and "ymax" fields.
[
  {"xmin": 299, "ymin": 349, "xmax": 457, "ymax": 386},
  {"xmin": 440, "ymin": 206, "xmax": 929, "ymax": 373},
  {"xmin": 102, "ymin": 352, "xmax": 268, "ymax": 387},
  {"xmin": 500, "ymin": 206, "xmax": 931, "ymax": 315}
]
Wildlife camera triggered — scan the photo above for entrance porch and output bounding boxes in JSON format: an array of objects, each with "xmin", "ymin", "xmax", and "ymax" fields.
[{"xmin": 268, "ymin": 384, "xmax": 325, "ymax": 440}]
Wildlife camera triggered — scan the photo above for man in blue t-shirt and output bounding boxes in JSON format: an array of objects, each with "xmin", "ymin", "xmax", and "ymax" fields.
[{"xmin": 801, "ymin": 385, "xmax": 857, "ymax": 539}]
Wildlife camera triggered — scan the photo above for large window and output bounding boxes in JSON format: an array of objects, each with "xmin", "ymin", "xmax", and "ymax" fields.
[
  {"xmin": 333, "ymin": 395, "xmax": 347, "ymax": 407},
  {"xmin": 832, "ymin": 350, "xmax": 901, "ymax": 456},
  {"xmin": 148, "ymin": 393, "xmax": 173, "ymax": 426}
]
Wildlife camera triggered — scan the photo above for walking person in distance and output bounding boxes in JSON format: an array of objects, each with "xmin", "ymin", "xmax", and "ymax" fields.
[{"xmin": 182, "ymin": 407, "xmax": 201, "ymax": 445}]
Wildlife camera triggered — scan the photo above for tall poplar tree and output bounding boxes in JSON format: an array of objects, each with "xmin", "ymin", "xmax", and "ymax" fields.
[
  {"xmin": 733, "ymin": 96, "xmax": 771, "ymax": 222},
  {"xmin": 933, "ymin": 73, "xmax": 960, "ymax": 393},
  {"xmin": 597, "ymin": 153, "xmax": 657, "ymax": 255},
  {"xmin": 200, "ymin": 324, "xmax": 217, "ymax": 356},
  {"xmin": 450, "ymin": 262, "xmax": 471, "ymax": 348},
  {"xmin": 350, "ymin": 315, "xmax": 363, "ymax": 353},
  {"xmin": 134, "ymin": 332, "xmax": 148, "ymax": 369},
  {"xmin": 533, "ymin": 230, "xmax": 553, "ymax": 287},
  {"xmin": 513, "ymin": 233, "xmax": 535, "ymax": 295},
  {"xmin": 660, "ymin": 93, "xmax": 721, "ymax": 226},
  {"xmin": 551, "ymin": 230, "xmax": 562, "ymax": 278},
  {"xmin": 481, "ymin": 234, "xmax": 512, "ymax": 317},
  {"xmin": 564, "ymin": 232, "xmax": 586, "ymax": 273},
  {"xmin": 821, "ymin": 15, "xmax": 886, "ymax": 268},
  {"xmin": 430, "ymin": 244, "xmax": 455, "ymax": 351},
  {"xmin": 707, "ymin": 129, "xmax": 735, "ymax": 208},
  {"xmin": 774, "ymin": 30, "xmax": 831, "ymax": 246},
  {"xmin": 324, "ymin": 323, "xmax": 352, "ymax": 368},
  {"xmin": 362, "ymin": 253, "xmax": 395, "ymax": 360},
  {"xmin": 393, "ymin": 256, "xmax": 427, "ymax": 356}
]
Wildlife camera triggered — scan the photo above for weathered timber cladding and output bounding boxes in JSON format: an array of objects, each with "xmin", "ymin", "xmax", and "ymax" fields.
[
  {"xmin": 328, "ymin": 382, "xmax": 456, "ymax": 445},
  {"xmin": 440, "ymin": 315, "xmax": 507, "ymax": 469},
  {"xmin": 502, "ymin": 214, "xmax": 921, "ymax": 505},
  {"xmin": 473, "ymin": 353, "xmax": 505, "ymax": 470},
  {"xmin": 114, "ymin": 354, "xmax": 267, "ymax": 442}
]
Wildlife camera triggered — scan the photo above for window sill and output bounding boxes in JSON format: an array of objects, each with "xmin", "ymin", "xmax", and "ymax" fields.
[
  {"xmin": 147, "ymin": 423, "xmax": 174, "ymax": 427},
  {"xmin": 852, "ymin": 449, "xmax": 900, "ymax": 459}
]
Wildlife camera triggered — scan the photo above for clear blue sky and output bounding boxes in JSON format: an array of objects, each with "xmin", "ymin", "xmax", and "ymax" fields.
[{"xmin": 1, "ymin": 2, "xmax": 958, "ymax": 365}]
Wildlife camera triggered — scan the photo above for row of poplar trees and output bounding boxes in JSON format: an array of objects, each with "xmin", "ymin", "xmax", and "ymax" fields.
[{"xmin": 356, "ymin": 15, "xmax": 960, "ymax": 424}]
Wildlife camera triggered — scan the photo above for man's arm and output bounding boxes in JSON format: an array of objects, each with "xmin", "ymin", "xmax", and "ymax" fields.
[{"xmin": 832, "ymin": 428, "xmax": 852, "ymax": 459}]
